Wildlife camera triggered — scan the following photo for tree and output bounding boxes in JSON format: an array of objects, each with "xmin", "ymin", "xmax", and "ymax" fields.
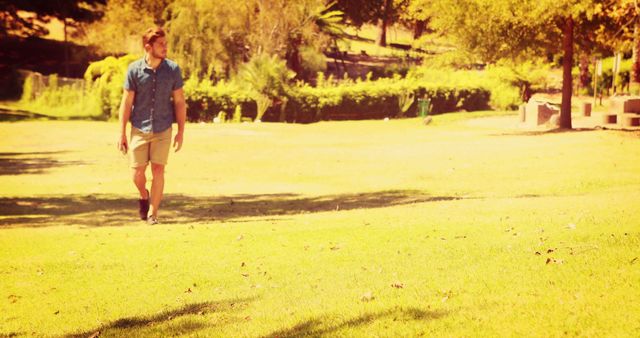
[
  {"xmin": 163, "ymin": 0, "xmax": 339, "ymax": 80},
  {"xmin": 600, "ymin": 0, "xmax": 639, "ymax": 93},
  {"xmin": 403, "ymin": 0, "xmax": 433, "ymax": 39},
  {"xmin": 427, "ymin": 0, "xmax": 603, "ymax": 129},
  {"xmin": 1, "ymin": 0, "xmax": 106, "ymax": 76},
  {"xmin": 334, "ymin": 0, "xmax": 408, "ymax": 46},
  {"xmin": 81, "ymin": 0, "xmax": 173, "ymax": 55}
]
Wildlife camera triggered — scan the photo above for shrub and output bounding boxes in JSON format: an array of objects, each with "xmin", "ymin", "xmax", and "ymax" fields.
[
  {"xmin": 84, "ymin": 54, "xmax": 139, "ymax": 119},
  {"xmin": 18, "ymin": 72, "xmax": 102, "ymax": 118}
]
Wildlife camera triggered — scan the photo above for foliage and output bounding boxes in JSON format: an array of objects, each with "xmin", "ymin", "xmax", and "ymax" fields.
[
  {"xmin": 183, "ymin": 72, "xmax": 493, "ymax": 123},
  {"xmin": 84, "ymin": 54, "xmax": 139, "ymax": 119},
  {"xmin": 161, "ymin": 0, "xmax": 339, "ymax": 80},
  {"xmin": 238, "ymin": 54, "xmax": 295, "ymax": 121},
  {"xmin": 164, "ymin": 0, "xmax": 249, "ymax": 80},
  {"xmin": 18, "ymin": 72, "xmax": 102, "ymax": 118},
  {"xmin": 81, "ymin": 0, "xmax": 170, "ymax": 54},
  {"xmin": 408, "ymin": 66, "xmax": 525, "ymax": 110},
  {"xmin": 1, "ymin": 0, "xmax": 106, "ymax": 38}
]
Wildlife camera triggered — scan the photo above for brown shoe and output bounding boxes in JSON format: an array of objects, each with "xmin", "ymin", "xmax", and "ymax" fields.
[{"xmin": 138, "ymin": 189, "xmax": 150, "ymax": 220}]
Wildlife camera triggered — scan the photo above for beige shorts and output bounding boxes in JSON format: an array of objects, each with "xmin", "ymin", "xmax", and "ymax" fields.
[{"xmin": 130, "ymin": 127, "xmax": 172, "ymax": 168}]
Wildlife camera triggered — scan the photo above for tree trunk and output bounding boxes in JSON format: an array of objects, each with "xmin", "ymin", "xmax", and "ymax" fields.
[
  {"xmin": 377, "ymin": 0, "xmax": 393, "ymax": 47},
  {"xmin": 414, "ymin": 20, "xmax": 426, "ymax": 39},
  {"xmin": 522, "ymin": 83, "xmax": 532, "ymax": 103},
  {"xmin": 560, "ymin": 16, "xmax": 574, "ymax": 129},
  {"xmin": 632, "ymin": 12, "xmax": 640, "ymax": 94},
  {"xmin": 64, "ymin": 18, "xmax": 69, "ymax": 78},
  {"xmin": 579, "ymin": 53, "xmax": 590, "ymax": 94}
]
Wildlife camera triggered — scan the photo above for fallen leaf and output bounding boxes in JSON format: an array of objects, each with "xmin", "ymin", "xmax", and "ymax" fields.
[
  {"xmin": 566, "ymin": 223, "xmax": 576, "ymax": 230},
  {"xmin": 390, "ymin": 281, "xmax": 404, "ymax": 289},
  {"xmin": 361, "ymin": 291, "xmax": 374, "ymax": 302},
  {"xmin": 441, "ymin": 296, "xmax": 449, "ymax": 303},
  {"xmin": 88, "ymin": 331, "xmax": 100, "ymax": 338},
  {"xmin": 330, "ymin": 245, "xmax": 340, "ymax": 251},
  {"xmin": 236, "ymin": 235, "xmax": 244, "ymax": 241},
  {"xmin": 546, "ymin": 257, "xmax": 564, "ymax": 265},
  {"xmin": 245, "ymin": 316, "xmax": 252, "ymax": 321},
  {"xmin": 197, "ymin": 311, "xmax": 205, "ymax": 315},
  {"xmin": 241, "ymin": 273, "xmax": 249, "ymax": 277}
]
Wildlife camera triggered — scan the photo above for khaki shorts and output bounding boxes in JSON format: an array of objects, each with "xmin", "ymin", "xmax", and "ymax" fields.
[{"xmin": 130, "ymin": 127, "xmax": 172, "ymax": 168}]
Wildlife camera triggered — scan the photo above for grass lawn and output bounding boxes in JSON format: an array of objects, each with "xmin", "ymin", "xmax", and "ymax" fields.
[{"xmin": 1, "ymin": 112, "xmax": 639, "ymax": 337}]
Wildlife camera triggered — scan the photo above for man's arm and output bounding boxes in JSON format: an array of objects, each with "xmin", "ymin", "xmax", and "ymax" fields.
[
  {"xmin": 117, "ymin": 89, "xmax": 135, "ymax": 153},
  {"xmin": 172, "ymin": 88, "xmax": 186, "ymax": 152}
]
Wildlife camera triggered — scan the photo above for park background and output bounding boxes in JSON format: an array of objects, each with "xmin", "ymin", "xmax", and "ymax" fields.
[{"xmin": 1, "ymin": 0, "xmax": 640, "ymax": 337}]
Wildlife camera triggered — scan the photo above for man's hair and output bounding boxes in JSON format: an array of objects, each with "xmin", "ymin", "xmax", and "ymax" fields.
[{"xmin": 142, "ymin": 27, "xmax": 165, "ymax": 48}]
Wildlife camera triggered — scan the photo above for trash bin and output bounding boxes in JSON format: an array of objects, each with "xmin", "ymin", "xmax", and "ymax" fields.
[{"xmin": 417, "ymin": 98, "xmax": 431, "ymax": 117}]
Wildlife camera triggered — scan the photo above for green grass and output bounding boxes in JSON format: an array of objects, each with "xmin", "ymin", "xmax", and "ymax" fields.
[{"xmin": 1, "ymin": 113, "xmax": 640, "ymax": 337}]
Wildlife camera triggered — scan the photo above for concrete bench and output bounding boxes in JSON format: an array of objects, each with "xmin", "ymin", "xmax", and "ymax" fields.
[
  {"xmin": 620, "ymin": 113, "xmax": 640, "ymax": 127},
  {"xmin": 609, "ymin": 96, "xmax": 640, "ymax": 127},
  {"xmin": 524, "ymin": 100, "xmax": 559, "ymax": 127}
]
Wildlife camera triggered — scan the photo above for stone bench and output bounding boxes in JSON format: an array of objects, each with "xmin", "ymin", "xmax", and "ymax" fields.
[
  {"xmin": 523, "ymin": 100, "xmax": 559, "ymax": 127},
  {"xmin": 620, "ymin": 113, "xmax": 640, "ymax": 127},
  {"xmin": 609, "ymin": 96, "xmax": 640, "ymax": 127}
]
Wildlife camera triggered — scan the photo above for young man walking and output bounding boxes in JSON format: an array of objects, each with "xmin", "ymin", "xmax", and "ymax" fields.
[{"xmin": 117, "ymin": 27, "xmax": 186, "ymax": 225}]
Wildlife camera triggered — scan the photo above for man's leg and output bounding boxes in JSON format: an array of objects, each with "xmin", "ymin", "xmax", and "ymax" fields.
[
  {"xmin": 132, "ymin": 164, "xmax": 150, "ymax": 220},
  {"xmin": 132, "ymin": 165, "xmax": 149, "ymax": 199},
  {"xmin": 148, "ymin": 163, "xmax": 165, "ymax": 219}
]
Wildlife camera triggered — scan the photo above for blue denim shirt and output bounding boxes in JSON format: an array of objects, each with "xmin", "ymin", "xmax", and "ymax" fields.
[{"xmin": 124, "ymin": 58, "xmax": 183, "ymax": 133}]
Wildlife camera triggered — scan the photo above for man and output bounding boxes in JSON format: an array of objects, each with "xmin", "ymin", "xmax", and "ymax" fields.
[{"xmin": 117, "ymin": 27, "xmax": 186, "ymax": 225}]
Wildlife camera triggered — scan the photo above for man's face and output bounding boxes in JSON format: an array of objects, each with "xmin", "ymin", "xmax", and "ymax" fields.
[{"xmin": 146, "ymin": 36, "xmax": 168, "ymax": 59}]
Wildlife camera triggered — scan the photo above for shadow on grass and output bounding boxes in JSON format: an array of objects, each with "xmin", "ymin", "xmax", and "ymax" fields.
[
  {"xmin": 0, "ymin": 151, "xmax": 85, "ymax": 175},
  {"xmin": 491, "ymin": 126, "xmax": 640, "ymax": 137},
  {"xmin": 261, "ymin": 307, "xmax": 448, "ymax": 337},
  {"xmin": 0, "ymin": 108, "xmax": 106, "ymax": 122},
  {"xmin": 0, "ymin": 190, "xmax": 463, "ymax": 228},
  {"xmin": 65, "ymin": 297, "xmax": 254, "ymax": 338}
]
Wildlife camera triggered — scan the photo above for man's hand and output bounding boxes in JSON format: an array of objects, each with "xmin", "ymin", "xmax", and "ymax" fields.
[
  {"xmin": 117, "ymin": 134, "xmax": 128, "ymax": 154},
  {"xmin": 173, "ymin": 132, "xmax": 183, "ymax": 152}
]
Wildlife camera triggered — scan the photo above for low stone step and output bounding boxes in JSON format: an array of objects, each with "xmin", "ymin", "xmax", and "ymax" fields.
[{"xmin": 620, "ymin": 113, "xmax": 640, "ymax": 127}]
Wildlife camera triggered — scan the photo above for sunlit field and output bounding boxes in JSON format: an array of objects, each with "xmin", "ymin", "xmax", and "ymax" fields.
[{"xmin": 1, "ymin": 113, "xmax": 639, "ymax": 337}]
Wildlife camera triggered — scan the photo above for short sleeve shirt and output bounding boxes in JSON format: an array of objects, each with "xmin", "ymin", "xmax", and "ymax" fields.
[{"xmin": 123, "ymin": 58, "xmax": 183, "ymax": 133}]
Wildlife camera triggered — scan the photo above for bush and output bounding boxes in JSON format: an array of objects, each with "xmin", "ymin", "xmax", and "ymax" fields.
[
  {"xmin": 84, "ymin": 54, "xmax": 139, "ymax": 119},
  {"xmin": 184, "ymin": 74, "xmax": 492, "ymax": 123},
  {"xmin": 18, "ymin": 72, "xmax": 103, "ymax": 118},
  {"xmin": 32, "ymin": 54, "xmax": 505, "ymax": 123},
  {"xmin": 0, "ymin": 66, "xmax": 23, "ymax": 100}
]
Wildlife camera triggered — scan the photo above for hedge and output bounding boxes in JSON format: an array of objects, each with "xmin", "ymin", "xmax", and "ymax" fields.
[{"xmin": 184, "ymin": 77, "xmax": 492, "ymax": 123}]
